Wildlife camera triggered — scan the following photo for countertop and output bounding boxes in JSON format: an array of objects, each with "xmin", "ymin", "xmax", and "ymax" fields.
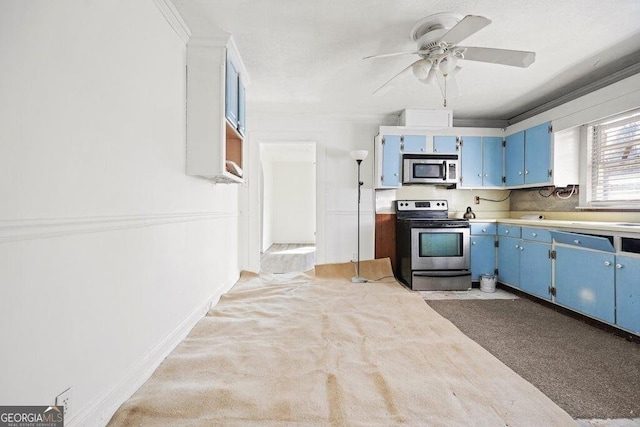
[{"xmin": 469, "ymin": 218, "xmax": 640, "ymax": 234}]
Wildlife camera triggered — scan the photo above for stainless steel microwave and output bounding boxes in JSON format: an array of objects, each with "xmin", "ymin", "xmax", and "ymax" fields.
[{"xmin": 402, "ymin": 153, "xmax": 459, "ymax": 185}]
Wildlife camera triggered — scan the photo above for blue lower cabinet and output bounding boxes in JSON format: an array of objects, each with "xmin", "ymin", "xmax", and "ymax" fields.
[
  {"xmin": 555, "ymin": 246, "xmax": 615, "ymax": 324},
  {"xmin": 470, "ymin": 235, "xmax": 496, "ymax": 281},
  {"xmin": 519, "ymin": 241, "xmax": 552, "ymax": 300},
  {"xmin": 615, "ymin": 255, "xmax": 640, "ymax": 334},
  {"xmin": 498, "ymin": 236, "xmax": 520, "ymax": 287}
]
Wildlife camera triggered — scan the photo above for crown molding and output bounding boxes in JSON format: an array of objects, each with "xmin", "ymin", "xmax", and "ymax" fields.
[{"xmin": 153, "ymin": 0, "xmax": 191, "ymax": 43}]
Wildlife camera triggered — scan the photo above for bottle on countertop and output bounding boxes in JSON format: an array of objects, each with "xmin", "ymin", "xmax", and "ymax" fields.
[{"xmin": 463, "ymin": 206, "xmax": 476, "ymax": 219}]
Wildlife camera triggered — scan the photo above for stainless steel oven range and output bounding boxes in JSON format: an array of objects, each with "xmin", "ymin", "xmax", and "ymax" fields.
[{"xmin": 396, "ymin": 200, "xmax": 471, "ymax": 291}]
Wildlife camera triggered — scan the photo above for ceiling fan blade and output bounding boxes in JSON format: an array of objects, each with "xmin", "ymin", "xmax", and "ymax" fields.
[
  {"xmin": 439, "ymin": 15, "xmax": 491, "ymax": 45},
  {"xmin": 364, "ymin": 50, "xmax": 429, "ymax": 60},
  {"xmin": 459, "ymin": 46, "xmax": 536, "ymax": 67},
  {"xmin": 372, "ymin": 59, "xmax": 422, "ymax": 95}
]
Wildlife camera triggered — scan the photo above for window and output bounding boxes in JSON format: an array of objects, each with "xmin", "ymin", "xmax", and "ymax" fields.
[{"xmin": 587, "ymin": 109, "xmax": 640, "ymax": 207}]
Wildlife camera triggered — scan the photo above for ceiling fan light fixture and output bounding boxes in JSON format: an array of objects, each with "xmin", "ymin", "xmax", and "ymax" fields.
[
  {"xmin": 420, "ymin": 67, "xmax": 437, "ymax": 85},
  {"xmin": 438, "ymin": 54, "xmax": 458, "ymax": 76},
  {"xmin": 412, "ymin": 59, "xmax": 432, "ymax": 80}
]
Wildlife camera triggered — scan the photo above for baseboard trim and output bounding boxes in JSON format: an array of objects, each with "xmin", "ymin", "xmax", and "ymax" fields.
[
  {"xmin": 69, "ymin": 275, "xmax": 239, "ymax": 426},
  {"xmin": 0, "ymin": 212, "xmax": 238, "ymax": 243}
]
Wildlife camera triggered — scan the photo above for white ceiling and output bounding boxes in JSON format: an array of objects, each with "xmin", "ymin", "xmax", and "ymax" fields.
[{"xmin": 171, "ymin": 0, "xmax": 640, "ymax": 123}]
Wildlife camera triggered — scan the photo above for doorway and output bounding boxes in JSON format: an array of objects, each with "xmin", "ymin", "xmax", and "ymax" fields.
[{"xmin": 259, "ymin": 142, "xmax": 316, "ymax": 274}]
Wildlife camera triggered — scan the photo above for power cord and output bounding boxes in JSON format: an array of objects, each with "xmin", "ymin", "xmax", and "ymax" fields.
[{"xmin": 477, "ymin": 191, "xmax": 512, "ymax": 203}]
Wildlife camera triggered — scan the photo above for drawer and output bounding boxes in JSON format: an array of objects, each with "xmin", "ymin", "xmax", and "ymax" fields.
[
  {"xmin": 470, "ymin": 223, "xmax": 497, "ymax": 235},
  {"xmin": 521, "ymin": 227, "xmax": 552, "ymax": 243},
  {"xmin": 550, "ymin": 231, "xmax": 615, "ymax": 252},
  {"xmin": 497, "ymin": 225, "xmax": 521, "ymax": 238}
]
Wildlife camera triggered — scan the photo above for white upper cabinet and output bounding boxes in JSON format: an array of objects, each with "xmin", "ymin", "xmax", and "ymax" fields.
[{"xmin": 186, "ymin": 35, "xmax": 248, "ymax": 183}]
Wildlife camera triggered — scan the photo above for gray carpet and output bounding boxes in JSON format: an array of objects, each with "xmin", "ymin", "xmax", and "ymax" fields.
[{"xmin": 426, "ymin": 296, "xmax": 640, "ymax": 420}]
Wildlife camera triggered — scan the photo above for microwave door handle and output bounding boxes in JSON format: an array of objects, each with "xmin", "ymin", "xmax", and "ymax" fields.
[{"xmin": 442, "ymin": 161, "xmax": 447, "ymax": 181}]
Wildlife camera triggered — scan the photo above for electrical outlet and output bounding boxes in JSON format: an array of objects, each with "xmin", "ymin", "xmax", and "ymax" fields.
[
  {"xmin": 55, "ymin": 388, "xmax": 72, "ymax": 418},
  {"xmin": 474, "ymin": 196, "xmax": 480, "ymax": 205}
]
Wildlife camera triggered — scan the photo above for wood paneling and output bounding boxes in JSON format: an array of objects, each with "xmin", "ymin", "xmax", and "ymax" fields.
[{"xmin": 375, "ymin": 213, "xmax": 397, "ymax": 275}]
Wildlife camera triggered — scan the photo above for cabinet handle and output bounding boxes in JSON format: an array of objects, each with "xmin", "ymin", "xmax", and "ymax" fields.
[
  {"xmin": 604, "ymin": 261, "xmax": 611, "ymax": 267},
  {"xmin": 505, "ymin": 230, "xmax": 509, "ymax": 234},
  {"xmin": 515, "ymin": 244, "xmax": 519, "ymax": 249},
  {"xmin": 573, "ymin": 239, "xmax": 580, "ymax": 245},
  {"xmin": 484, "ymin": 173, "xmax": 488, "ymax": 177},
  {"xmin": 472, "ymin": 241, "xmax": 477, "ymax": 245},
  {"xmin": 481, "ymin": 228, "xmax": 487, "ymax": 232},
  {"xmin": 615, "ymin": 263, "xmax": 623, "ymax": 269},
  {"xmin": 519, "ymin": 246, "xmax": 524, "ymax": 251},
  {"xmin": 525, "ymin": 170, "xmax": 529, "ymax": 175},
  {"xmin": 532, "ymin": 232, "xmax": 537, "ymax": 237},
  {"xmin": 478, "ymin": 173, "xmax": 482, "ymax": 177},
  {"xmin": 518, "ymin": 171, "xmax": 522, "ymax": 175}
]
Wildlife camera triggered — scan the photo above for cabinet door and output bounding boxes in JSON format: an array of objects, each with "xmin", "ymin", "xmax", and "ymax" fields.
[
  {"xmin": 504, "ymin": 131, "xmax": 525, "ymax": 186},
  {"xmin": 470, "ymin": 235, "xmax": 496, "ymax": 281},
  {"xmin": 381, "ymin": 135, "xmax": 402, "ymax": 187},
  {"xmin": 225, "ymin": 56, "xmax": 239, "ymax": 127},
  {"xmin": 520, "ymin": 241, "xmax": 552, "ymax": 300},
  {"xmin": 524, "ymin": 122, "xmax": 551, "ymax": 184},
  {"xmin": 615, "ymin": 255, "xmax": 640, "ymax": 334},
  {"xmin": 433, "ymin": 136, "xmax": 458, "ymax": 153},
  {"xmin": 237, "ymin": 75, "xmax": 246, "ymax": 135},
  {"xmin": 460, "ymin": 136, "xmax": 483, "ymax": 188},
  {"xmin": 555, "ymin": 246, "xmax": 615, "ymax": 323},
  {"xmin": 483, "ymin": 137, "xmax": 504, "ymax": 187},
  {"xmin": 498, "ymin": 236, "xmax": 520, "ymax": 287},
  {"xmin": 402, "ymin": 135, "xmax": 427, "ymax": 153}
]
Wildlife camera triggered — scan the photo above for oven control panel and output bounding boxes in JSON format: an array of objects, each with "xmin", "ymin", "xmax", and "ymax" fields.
[{"xmin": 396, "ymin": 200, "xmax": 448, "ymax": 211}]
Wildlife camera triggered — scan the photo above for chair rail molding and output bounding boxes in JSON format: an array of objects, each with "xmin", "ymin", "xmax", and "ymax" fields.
[{"xmin": 0, "ymin": 212, "xmax": 238, "ymax": 243}]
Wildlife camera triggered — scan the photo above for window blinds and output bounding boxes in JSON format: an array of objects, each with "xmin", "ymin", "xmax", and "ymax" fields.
[{"xmin": 590, "ymin": 110, "xmax": 640, "ymax": 204}]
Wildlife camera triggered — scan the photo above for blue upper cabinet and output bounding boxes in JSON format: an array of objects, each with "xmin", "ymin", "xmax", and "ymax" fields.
[
  {"xmin": 433, "ymin": 135, "xmax": 458, "ymax": 153},
  {"xmin": 225, "ymin": 55, "xmax": 240, "ymax": 128},
  {"xmin": 483, "ymin": 136, "xmax": 503, "ymax": 187},
  {"xmin": 504, "ymin": 122, "xmax": 552, "ymax": 187},
  {"xmin": 524, "ymin": 122, "xmax": 551, "ymax": 184},
  {"xmin": 459, "ymin": 136, "xmax": 503, "ymax": 188},
  {"xmin": 380, "ymin": 135, "xmax": 402, "ymax": 187},
  {"xmin": 460, "ymin": 136, "xmax": 483, "ymax": 187},
  {"xmin": 237, "ymin": 75, "xmax": 246, "ymax": 136},
  {"xmin": 403, "ymin": 135, "xmax": 427, "ymax": 153},
  {"xmin": 504, "ymin": 131, "xmax": 525, "ymax": 186}
]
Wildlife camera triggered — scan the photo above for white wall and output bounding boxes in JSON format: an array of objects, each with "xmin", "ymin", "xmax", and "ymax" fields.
[
  {"xmin": 242, "ymin": 115, "xmax": 392, "ymax": 272},
  {"xmin": 0, "ymin": 1, "xmax": 239, "ymax": 425},
  {"xmin": 270, "ymin": 161, "xmax": 316, "ymax": 244}
]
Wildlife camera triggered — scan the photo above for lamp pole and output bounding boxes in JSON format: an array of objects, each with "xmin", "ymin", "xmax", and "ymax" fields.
[{"xmin": 350, "ymin": 150, "xmax": 368, "ymax": 283}]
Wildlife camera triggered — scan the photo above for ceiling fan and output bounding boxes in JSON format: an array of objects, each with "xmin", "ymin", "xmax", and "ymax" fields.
[{"xmin": 365, "ymin": 13, "xmax": 536, "ymax": 106}]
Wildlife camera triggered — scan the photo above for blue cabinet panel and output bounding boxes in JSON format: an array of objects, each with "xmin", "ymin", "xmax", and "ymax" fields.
[
  {"xmin": 520, "ymin": 241, "xmax": 552, "ymax": 300},
  {"xmin": 483, "ymin": 136, "xmax": 503, "ymax": 187},
  {"xmin": 505, "ymin": 131, "xmax": 525, "ymax": 186},
  {"xmin": 434, "ymin": 136, "xmax": 458, "ymax": 153},
  {"xmin": 498, "ymin": 236, "xmax": 520, "ymax": 287},
  {"xmin": 524, "ymin": 122, "xmax": 551, "ymax": 184},
  {"xmin": 403, "ymin": 135, "xmax": 427, "ymax": 153},
  {"xmin": 381, "ymin": 135, "xmax": 401, "ymax": 187},
  {"xmin": 471, "ymin": 235, "xmax": 496, "ymax": 281},
  {"xmin": 521, "ymin": 227, "xmax": 552, "ymax": 243},
  {"xmin": 615, "ymin": 255, "xmax": 640, "ymax": 334},
  {"xmin": 555, "ymin": 246, "xmax": 615, "ymax": 323},
  {"xmin": 551, "ymin": 231, "xmax": 615, "ymax": 252},
  {"xmin": 471, "ymin": 223, "xmax": 497, "ymax": 235},
  {"xmin": 225, "ymin": 56, "xmax": 239, "ymax": 127},
  {"xmin": 497, "ymin": 225, "xmax": 521, "ymax": 238},
  {"xmin": 461, "ymin": 136, "xmax": 483, "ymax": 187}
]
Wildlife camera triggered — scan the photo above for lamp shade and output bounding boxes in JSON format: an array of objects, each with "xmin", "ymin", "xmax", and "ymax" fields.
[
  {"xmin": 350, "ymin": 150, "xmax": 369, "ymax": 161},
  {"xmin": 438, "ymin": 54, "xmax": 458, "ymax": 76}
]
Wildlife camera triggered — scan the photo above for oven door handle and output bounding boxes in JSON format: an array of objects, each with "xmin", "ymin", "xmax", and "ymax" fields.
[
  {"xmin": 442, "ymin": 161, "xmax": 447, "ymax": 181},
  {"xmin": 413, "ymin": 271, "xmax": 471, "ymax": 278}
]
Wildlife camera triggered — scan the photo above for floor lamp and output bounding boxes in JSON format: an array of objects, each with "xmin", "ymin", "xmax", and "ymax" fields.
[{"xmin": 350, "ymin": 150, "xmax": 368, "ymax": 283}]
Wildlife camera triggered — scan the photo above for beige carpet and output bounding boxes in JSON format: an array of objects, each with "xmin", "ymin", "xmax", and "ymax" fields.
[{"xmin": 108, "ymin": 259, "xmax": 574, "ymax": 426}]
